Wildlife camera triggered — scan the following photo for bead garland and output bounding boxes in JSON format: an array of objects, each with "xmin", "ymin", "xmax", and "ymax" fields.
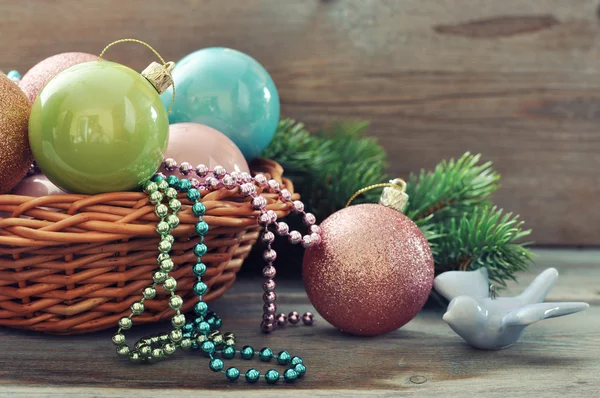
[
  {"xmin": 112, "ymin": 161, "xmax": 320, "ymax": 384},
  {"xmin": 161, "ymin": 158, "xmax": 318, "ymax": 333}
]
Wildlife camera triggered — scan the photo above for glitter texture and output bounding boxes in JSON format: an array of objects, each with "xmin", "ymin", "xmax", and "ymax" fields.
[
  {"xmin": 0, "ymin": 74, "xmax": 32, "ymax": 194},
  {"xmin": 303, "ymin": 203, "xmax": 434, "ymax": 336},
  {"xmin": 19, "ymin": 52, "xmax": 97, "ymax": 104}
]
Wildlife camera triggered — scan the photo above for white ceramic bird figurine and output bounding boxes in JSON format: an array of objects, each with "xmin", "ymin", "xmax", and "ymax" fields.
[{"xmin": 434, "ymin": 267, "xmax": 589, "ymax": 349}]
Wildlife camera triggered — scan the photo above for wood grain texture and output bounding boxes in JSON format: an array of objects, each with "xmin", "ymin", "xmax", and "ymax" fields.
[
  {"xmin": 0, "ymin": 248, "xmax": 598, "ymax": 396},
  {"xmin": 1, "ymin": 0, "xmax": 600, "ymax": 245}
]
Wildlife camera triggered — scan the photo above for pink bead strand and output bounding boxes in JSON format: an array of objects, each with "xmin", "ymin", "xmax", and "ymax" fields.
[{"xmin": 161, "ymin": 159, "xmax": 321, "ymax": 333}]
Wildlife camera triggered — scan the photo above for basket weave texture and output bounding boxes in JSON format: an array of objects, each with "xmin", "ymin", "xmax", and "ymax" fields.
[{"xmin": 0, "ymin": 159, "xmax": 297, "ymax": 335}]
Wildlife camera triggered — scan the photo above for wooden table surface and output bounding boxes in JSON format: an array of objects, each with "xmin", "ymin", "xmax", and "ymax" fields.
[{"xmin": 0, "ymin": 248, "xmax": 598, "ymax": 397}]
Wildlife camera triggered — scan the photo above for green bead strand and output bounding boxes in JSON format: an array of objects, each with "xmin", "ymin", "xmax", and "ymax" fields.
[
  {"xmin": 154, "ymin": 203, "xmax": 169, "ymax": 218},
  {"xmin": 166, "ymin": 214, "xmax": 180, "ymax": 228},
  {"xmin": 156, "ymin": 180, "xmax": 169, "ymax": 191},
  {"xmin": 156, "ymin": 221, "xmax": 170, "ymax": 235}
]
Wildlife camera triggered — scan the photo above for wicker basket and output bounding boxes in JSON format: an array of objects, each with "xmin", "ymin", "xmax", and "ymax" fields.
[{"xmin": 0, "ymin": 159, "xmax": 297, "ymax": 335}]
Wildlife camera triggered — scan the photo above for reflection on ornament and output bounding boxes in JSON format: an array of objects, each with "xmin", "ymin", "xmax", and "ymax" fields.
[
  {"xmin": 0, "ymin": 74, "xmax": 32, "ymax": 194},
  {"xmin": 162, "ymin": 123, "xmax": 250, "ymax": 179},
  {"xmin": 19, "ymin": 52, "xmax": 97, "ymax": 103},
  {"xmin": 435, "ymin": 267, "xmax": 589, "ymax": 349},
  {"xmin": 303, "ymin": 203, "xmax": 434, "ymax": 336},
  {"xmin": 161, "ymin": 48, "xmax": 280, "ymax": 160},
  {"xmin": 28, "ymin": 60, "xmax": 170, "ymax": 194}
]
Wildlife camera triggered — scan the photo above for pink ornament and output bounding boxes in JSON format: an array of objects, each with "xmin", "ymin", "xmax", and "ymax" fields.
[
  {"xmin": 19, "ymin": 52, "xmax": 97, "ymax": 104},
  {"xmin": 162, "ymin": 123, "xmax": 250, "ymax": 178},
  {"xmin": 0, "ymin": 173, "xmax": 65, "ymax": 218},
  {"xmin": 10, "ymin": 173, "xmax": 65, "ymax": 197},
  {"xmin": 302, "ymin": 204, "xmax": 434, "ymax": 336}
]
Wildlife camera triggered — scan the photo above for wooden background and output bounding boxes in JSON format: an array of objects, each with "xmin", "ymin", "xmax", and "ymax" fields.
[{"xmin": 1, "ymin": 0, "xmax": 600, "ymax": 245}]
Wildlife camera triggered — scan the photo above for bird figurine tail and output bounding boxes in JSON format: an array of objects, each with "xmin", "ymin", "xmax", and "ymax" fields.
[{"xmin": 518, "ymin": 267, "xmax": 559, "ymax": 304}]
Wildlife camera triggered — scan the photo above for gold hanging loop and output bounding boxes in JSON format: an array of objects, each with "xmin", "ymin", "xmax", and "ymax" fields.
[
  {"xmin": 98, "ymin": 38, "xmax": 175, "ymax": 114},
  {"xmin": 345, "ymin": 178, "xmax": 407, "ymax": 209}
]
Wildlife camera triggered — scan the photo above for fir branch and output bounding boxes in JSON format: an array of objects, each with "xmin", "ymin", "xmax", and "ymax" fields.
[
  {"xmin": 432, "ymin": 206, "xmax": 534, "ymax": 286},
  {"xmin": 405, "ymin": 153, "xmax": 500, "ymax": 223},
  {"xmin": 264, "ymin": 121, "xmax": 532, "ymax": 285},
  {"xmin": 262, "ymin": 119, "xmax": 388, "ymax": 220}
]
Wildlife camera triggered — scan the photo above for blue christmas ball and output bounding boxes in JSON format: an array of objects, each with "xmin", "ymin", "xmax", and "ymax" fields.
[
  {"xmin": 7, "ymin": 70, "xmax": 21, "ymax": 81},
  {"xmin": 161, "ymin": 48, "xmax": 280, "ymax": 160}
]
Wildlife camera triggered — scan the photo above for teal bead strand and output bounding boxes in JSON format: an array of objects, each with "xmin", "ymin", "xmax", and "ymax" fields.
[
  {"xmin": 265, "ymin": 369, "xmax": 280, "ymax": 384},
  {"xmin": 284, "ymin": 368, "xmax": 298, "ymax": 383},
  {"xmin": 226, "ymin": 367, "xmax": 240, "ymax": 381},
  {"xmin": 240, "ymin": 345, "xmax": 254, "ymax": 360},
  {"xmin": 192, "ymin": 202, "xmax": 206, "ymax": 216},
  {"xmin": 245, "ymin": 368, "xmax": 261, "ymax": 383},
  {"xmin": 277, "ymin": 350, "xmax": 291, "ymax": 365},
  {"xmin": 116, "ymin": 173, "xmax": 311, "ymax": 385},
  {"xmin": 222, "ymin": 346, "xmax": 236, "ymax": 359},
  {"xmin": 294, "ymin": 363, "xmax": 306, "ymax": 378},
  {"xmin": 209, "ymin": 358, "xmax": 224, "ymax": 372},
  {"xmin": 259, "ymin": 347, "xmax": 273, "ymax": 362}
]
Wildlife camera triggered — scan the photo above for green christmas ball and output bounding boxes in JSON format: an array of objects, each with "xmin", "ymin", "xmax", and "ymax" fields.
[{"xmin": 28, "ymin": 60, "xmax": 169, "ymax": 194}]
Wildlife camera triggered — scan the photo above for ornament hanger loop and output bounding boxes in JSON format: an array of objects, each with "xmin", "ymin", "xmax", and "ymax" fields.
[
  {"xmin": 345, "ymin": 178, "xmax": 406, "ymax": 208},
  {"xmin": 489, "ymin": 284, "xmax": 497, "ymax": 300},
  {"xmin": 98, "ymin": 38, "xmax": 176, "ymax": 114}
]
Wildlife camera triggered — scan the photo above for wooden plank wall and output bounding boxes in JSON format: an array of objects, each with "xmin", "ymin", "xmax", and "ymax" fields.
[{"xmin": 1, "ymin": 0, "xmax": 599, "ymax": 245}]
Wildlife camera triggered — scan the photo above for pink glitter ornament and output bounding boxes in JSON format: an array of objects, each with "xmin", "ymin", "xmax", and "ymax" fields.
[
  {"xmin": 302, "ymin": 203, "xmax": 434, "ymax": 336},
  {"xmin": 19, "ymin": 52, "xmax": 97, "ymax": 104}
]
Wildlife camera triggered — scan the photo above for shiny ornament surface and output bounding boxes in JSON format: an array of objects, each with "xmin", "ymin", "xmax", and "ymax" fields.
[
  {"xmin": 163, "ymin": 123, "xmax": 249, "ymax": 178},
  {"xmin": 302, "ymin": 203, "xmax": 434, "ymax": 336},
  {"xmin": 10, "ymin": 173, "xmax": 65, "ymax": 196},
  {"xmin": 19, "ymin": 52, "xmax": 97, "ymax": 104},
  {"xmin": 0, "ymin": 74, "xmax": 32, "ymax": 194},
  {"xmin": 29, "ymin": 61, "xmax": 169, "ymax": 194},
  {"xmin": 161, "ymin": 48, "xmax": 280, "ymax": 160}
]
